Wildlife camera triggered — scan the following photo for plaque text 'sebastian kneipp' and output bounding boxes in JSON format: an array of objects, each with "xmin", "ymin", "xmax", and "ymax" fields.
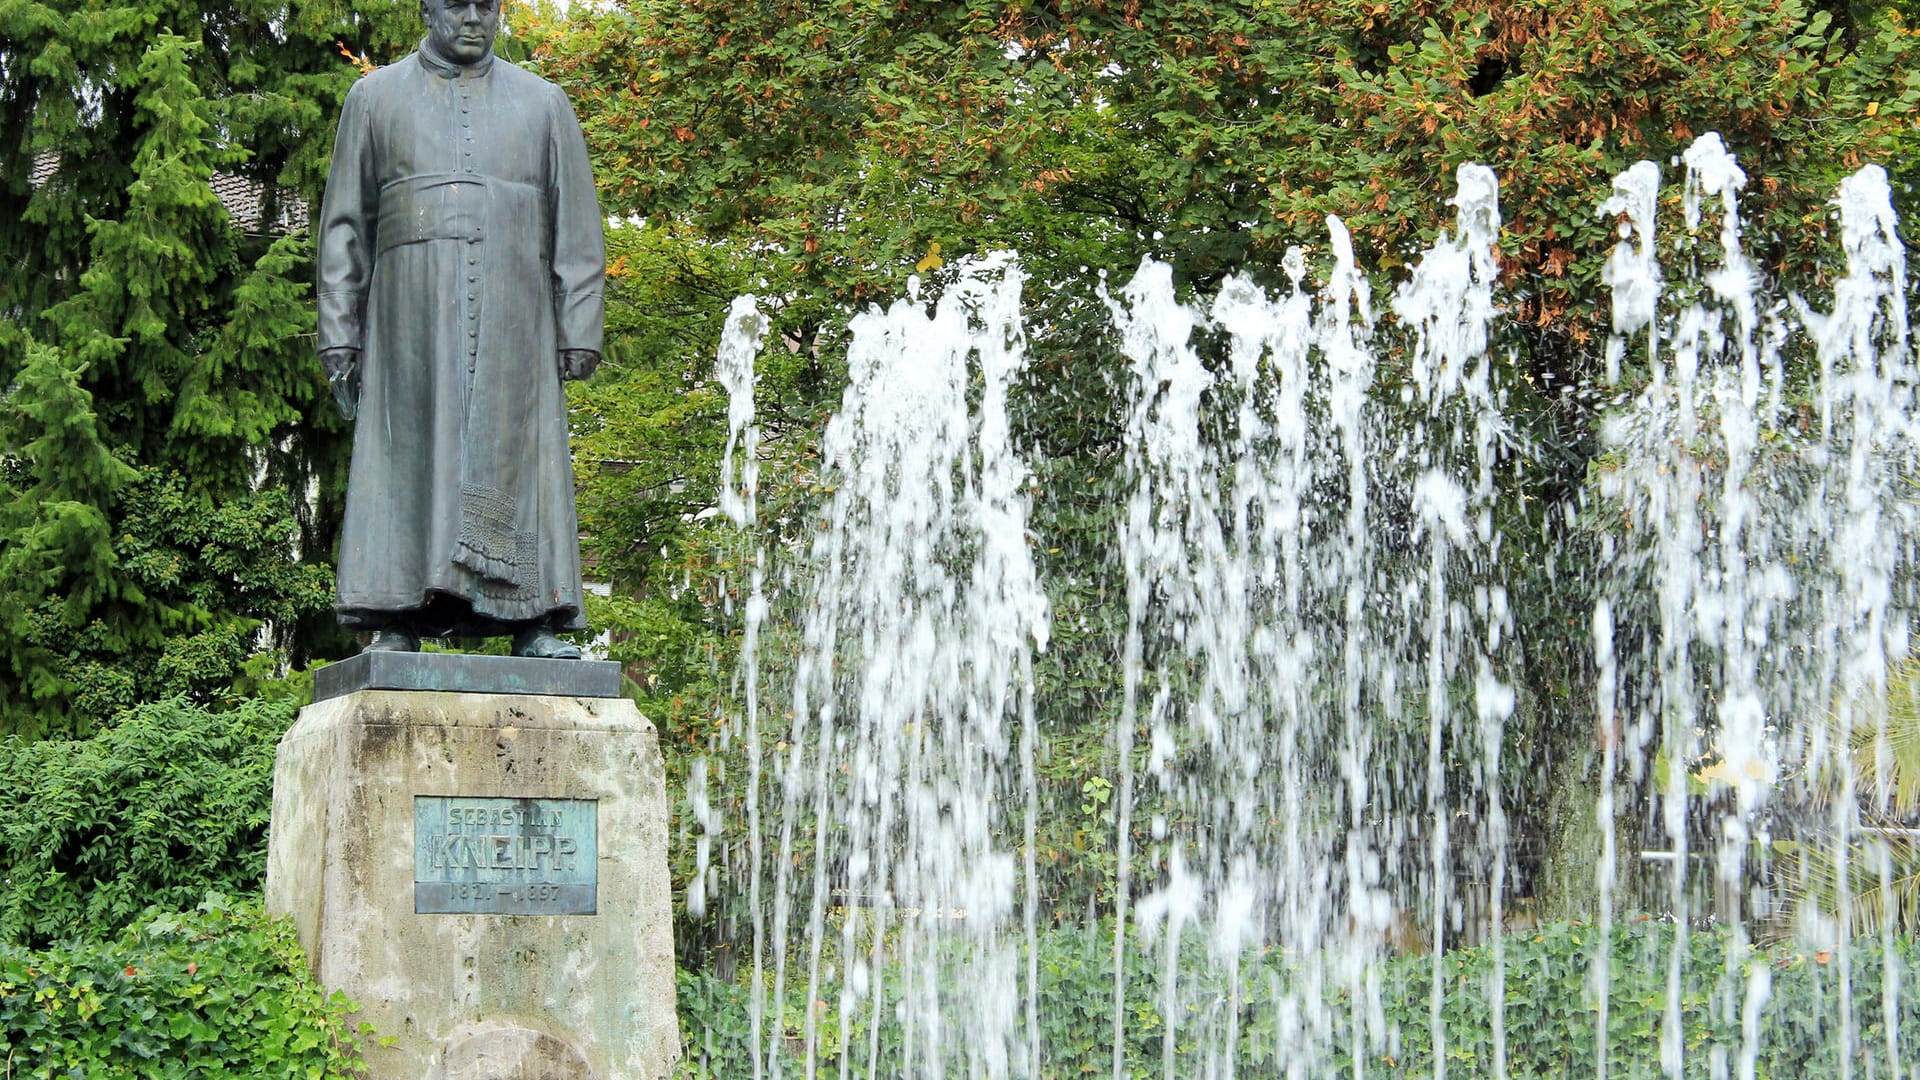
[{"xmin": 414, "ymin": 795, "xmax": 599, "ymax": 915}]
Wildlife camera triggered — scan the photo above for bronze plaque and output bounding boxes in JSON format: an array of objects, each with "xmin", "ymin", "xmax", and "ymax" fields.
[{"xmin": 414, "ymin": 796, "xmax": 597, "ymax": 915}]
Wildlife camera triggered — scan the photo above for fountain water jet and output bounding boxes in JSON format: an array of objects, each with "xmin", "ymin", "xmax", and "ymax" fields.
[{"xmin": 702, "ymin": 137, "xmax": 1917, "ymax": 1079}]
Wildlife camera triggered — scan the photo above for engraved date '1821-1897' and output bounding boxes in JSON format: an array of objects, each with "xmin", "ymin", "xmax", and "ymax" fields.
[{"xmin": 413, "ymin": 795, "xmax": 598, "ymax": 915}]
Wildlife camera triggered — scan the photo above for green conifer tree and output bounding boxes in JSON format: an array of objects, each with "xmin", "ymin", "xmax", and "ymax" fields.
[
  {"xmin": 46, "ymin": 33, "xmax": 234, "ymax": 463},
  {"xmin": 0, "ymin": 336, "xmax": 139, "ymax": 717},
  {"xmin": 1, "ymin": 5, "xmax": 419, "ymax": 736}
]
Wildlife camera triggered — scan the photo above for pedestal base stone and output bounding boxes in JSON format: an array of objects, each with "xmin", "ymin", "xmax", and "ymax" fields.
[{"xmin": 265, "ymin": 689, "xmax": 677, "ymax": 1079}]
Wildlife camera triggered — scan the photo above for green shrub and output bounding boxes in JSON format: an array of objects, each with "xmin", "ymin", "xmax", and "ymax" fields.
[
  {"xmin": 1351, "ymin": 919, "xmax": 1913, "ymax": 1078},
  {"xmin": 678, "ymin": 918, "xmax": 1918, "ymax": 1078},
  {"xmin": 676, "ymin": 967, "xmax": 757, "ymax": 1078},
  {"xmin": 0, "ymin": 695, "xmax": 292, "ymax": 946},
  {"xmin": 0, "ymin": 894, "xmax": 363, "ymax": 1077}
]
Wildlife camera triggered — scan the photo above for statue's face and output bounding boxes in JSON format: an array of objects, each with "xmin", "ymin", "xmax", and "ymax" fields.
[{"xmin": 423, "ymin": 0, "xmax": 500, "ymax": 65}]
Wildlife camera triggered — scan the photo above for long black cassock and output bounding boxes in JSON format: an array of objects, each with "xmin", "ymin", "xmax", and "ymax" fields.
[{"xmin": 317, "ymin": 44, "xmax": 603, "ymax": 635}]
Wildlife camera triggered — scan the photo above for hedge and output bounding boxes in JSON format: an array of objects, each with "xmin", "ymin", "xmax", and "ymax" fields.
[{"xmin": 679, "ymin": 917, "xmax": 1916, "ymax": 1078}]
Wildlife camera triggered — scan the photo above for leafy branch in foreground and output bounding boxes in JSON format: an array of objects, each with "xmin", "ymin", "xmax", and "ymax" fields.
[{"xmin": 0, "ymin": 895, "xmax": 365, "ymax": 1077}]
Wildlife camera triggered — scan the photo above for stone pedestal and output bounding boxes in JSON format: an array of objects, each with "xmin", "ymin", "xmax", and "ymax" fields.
[{"xmin": 265, "ymin": 661, "xmax": 678, "ymax": 1079}]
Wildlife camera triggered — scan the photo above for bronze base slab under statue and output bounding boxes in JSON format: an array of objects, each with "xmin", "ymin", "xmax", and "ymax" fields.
[
  {"xmin": 265, "ymin": 656, "xmax": 678, "ymax": 1079},
  {"xmin": 312, "ymin": 651, "xmax": 623, "ymax": 702}
]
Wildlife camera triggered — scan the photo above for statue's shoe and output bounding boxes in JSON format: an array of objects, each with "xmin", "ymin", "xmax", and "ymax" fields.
[
  {"xmin": 512, "ymin": 628, "xmax": 582, "ymax": 660},
  {"xmin": 364, "ymin": 629, "xmax": 420, "ymax": 653}
]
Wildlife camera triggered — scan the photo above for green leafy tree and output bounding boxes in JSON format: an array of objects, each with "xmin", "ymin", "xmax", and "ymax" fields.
[
  {"xmin": 523, "ymin": 0, "xmax": 1920, "ymax": 954},
  {"xmin": 538, "ymin": 0, "xmax": 1917, "ymax": 349}
]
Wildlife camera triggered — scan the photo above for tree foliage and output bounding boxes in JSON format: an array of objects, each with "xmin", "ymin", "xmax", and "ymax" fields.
[
  {"xmin": 523, "ymin": 0, "xmax": 1920, "ymax": 953},
  {"xmin": 540, "ymin": 0, "xmax": 1914, "ymax": 347},
  {"xmin": 5, "ymin": 0, "xmax": 1911, "ymax": 975},
  {"xmin": 0, "ymin": 2, "xmax": 422, "ymax": 735}
]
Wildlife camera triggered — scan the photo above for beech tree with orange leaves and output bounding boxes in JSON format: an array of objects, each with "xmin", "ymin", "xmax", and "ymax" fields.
[
  {"xmin": 518, "ymin": 0, "xmax": 1920, "ymax": 960},
  {"xmin": 539, "ymin": 0, "xmax": 1913, "ymax": 346}
]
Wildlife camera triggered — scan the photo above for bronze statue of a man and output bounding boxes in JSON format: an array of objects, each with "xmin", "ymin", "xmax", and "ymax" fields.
[{"xmin": 316, "ymin": 0, "xmax": 604, "ymax": 659}]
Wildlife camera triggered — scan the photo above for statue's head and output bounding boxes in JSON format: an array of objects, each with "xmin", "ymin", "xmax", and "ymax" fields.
[{"xmin": 421, "ymin": 0, "xmax": 499, "ymax": 65}]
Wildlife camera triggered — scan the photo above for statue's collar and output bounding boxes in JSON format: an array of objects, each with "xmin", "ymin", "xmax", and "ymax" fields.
[{"xmin": 416, "ymin": 37, "xmax": 495, "ymax": 79}]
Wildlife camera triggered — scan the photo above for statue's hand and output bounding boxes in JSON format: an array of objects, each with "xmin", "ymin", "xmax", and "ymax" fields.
[
  {"xmin": 559, "ymin": 348, "xmax": 601, "ymax": 382},
  {"xmin": 320, "ymin": 347, "xmax": 360, "ymax": 420}
]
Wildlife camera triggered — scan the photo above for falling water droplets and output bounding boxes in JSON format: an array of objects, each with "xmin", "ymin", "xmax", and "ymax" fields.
[{"xmin": 705, "ymin": 142, "xmax": 1918, "ymax": 1079}]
